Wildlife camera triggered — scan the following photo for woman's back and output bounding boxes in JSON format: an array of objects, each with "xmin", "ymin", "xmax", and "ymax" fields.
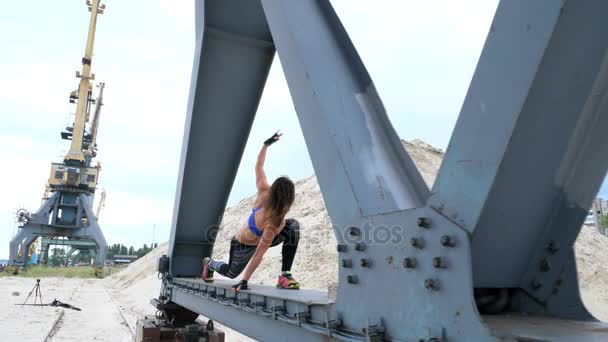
[{"xmin": 235, "ymin": 191, "xmax": 285, "ymax": 246}]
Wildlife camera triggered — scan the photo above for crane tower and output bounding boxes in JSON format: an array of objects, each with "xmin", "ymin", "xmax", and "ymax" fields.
[{"xmin": 9, "ymin": 0, "xmax": 108, "ymax": 267}]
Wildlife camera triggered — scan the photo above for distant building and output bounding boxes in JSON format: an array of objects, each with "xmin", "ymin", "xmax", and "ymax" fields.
[
  {"xmin": 589, "ymin": 198, "xmax": 607, "ymax": 235},
  {"xmin": 113, "ymin": 254, "xmax": 138, "ymax": 265},
  {"xmin": 584, "ymin": 210, "xmax": 595, "ymax": 226}
]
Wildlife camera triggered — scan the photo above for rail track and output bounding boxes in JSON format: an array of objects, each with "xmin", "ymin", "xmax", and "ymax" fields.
[{"xmin": 40, "ymin": 280, "xmax": 134, "ymax": 342}]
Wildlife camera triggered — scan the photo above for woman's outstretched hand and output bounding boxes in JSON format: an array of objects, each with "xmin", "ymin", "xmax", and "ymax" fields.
[
  {"xmin": 232, "ymin": 279, "xmax": 249, "ymax": 292},
  {"xmin": 264, "ymin": 130, "xmax": 283, "ymax": 146}
]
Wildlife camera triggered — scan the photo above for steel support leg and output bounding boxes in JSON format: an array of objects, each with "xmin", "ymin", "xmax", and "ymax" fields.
[
  {"xmin": 167, "ymin": 0, "xmax": 275, "ymax": 277},
  {"xmin": 430, "ymin": 0, "xmax": 608, "ymax": 320},
  {"xmin": 260, "ymin": 1, "xmax": 490, "ymax": 340}
]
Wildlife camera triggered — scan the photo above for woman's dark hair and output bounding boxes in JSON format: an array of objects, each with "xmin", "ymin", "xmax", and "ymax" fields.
[{"xmin": 268, "ymin": 176, "xmax": 295, "ymax": 218}]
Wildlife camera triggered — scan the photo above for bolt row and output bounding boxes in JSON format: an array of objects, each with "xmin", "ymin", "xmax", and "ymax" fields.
[{"xmin": 340, "ymin": 218, "xmax": 456, "ymax": 292}]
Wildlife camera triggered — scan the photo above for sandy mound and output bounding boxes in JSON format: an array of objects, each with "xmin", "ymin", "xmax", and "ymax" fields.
[
  {"xmin": 105, "ymin": 241, "xmax": 168, "ymax": 289},
  {"xmin": 576, "ymin": 226, "xmax": 608, "ymax": 319},
  {"xmin": 105, "ymin": 139, "xmax": 608, "ymax": 327}
]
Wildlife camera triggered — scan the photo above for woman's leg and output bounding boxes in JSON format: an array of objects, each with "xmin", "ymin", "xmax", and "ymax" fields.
[
  {"xmin": 269, "ymin": 218, "xmax": 300, "ymax": 271},
  {"xmin": 279, "ymin": 218, "xmax": 300, "ymax": 272},
  {"xmin": 208, "ymin": 238, "xmax": 256, "ymax": 279}
]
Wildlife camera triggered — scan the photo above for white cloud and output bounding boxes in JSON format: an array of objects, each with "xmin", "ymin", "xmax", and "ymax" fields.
[
  {"xmin": 0, "ymin": 62, "xmax": 74, "ymax": 116},
  {"xmin": 100, "ymin": 191, "xmax": 172, "ymax": 226},
  {"xmin": 159, "ymin": 0, "xmax": 195, "ymax": 30}
]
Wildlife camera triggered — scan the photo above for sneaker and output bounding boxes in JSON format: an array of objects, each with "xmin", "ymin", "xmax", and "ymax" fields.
[
  {"xmin": 276, "ymin": 271, "xmax": 300, "ymax": 289},
  {"xmin": 202, "ymin": 257, "xmax": 214, "ymax": 283}
]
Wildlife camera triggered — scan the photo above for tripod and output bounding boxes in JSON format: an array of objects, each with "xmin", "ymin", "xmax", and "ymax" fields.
[{"xmin": 21, "ymin": 279, "xmax": 42, "ymax": 308}]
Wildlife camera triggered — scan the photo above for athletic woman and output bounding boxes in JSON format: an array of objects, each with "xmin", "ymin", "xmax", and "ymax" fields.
[{"xmin": 202, "ymin": 131, "xmax": 301, "ymax": 291}]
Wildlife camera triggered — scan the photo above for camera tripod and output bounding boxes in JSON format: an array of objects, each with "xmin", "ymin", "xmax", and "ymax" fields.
[
  {"xmin": 16, "ymin": 278, "xmax": 81, "ymax": 311},
  {"xmin": 21, "ymin": 278, "xmax": 43, "ymax": 308}
]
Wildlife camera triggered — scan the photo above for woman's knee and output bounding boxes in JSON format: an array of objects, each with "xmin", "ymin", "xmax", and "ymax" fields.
[
  {"xmin": 225, "ymin": 272, "xmax": 239, "ymax": 279},
  {"xmin": 285, "ymin": 218, "xmax": 300, "ymax": 242}
]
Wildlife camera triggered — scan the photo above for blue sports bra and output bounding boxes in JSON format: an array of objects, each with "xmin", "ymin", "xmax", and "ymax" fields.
[{"xmin": 248, "ymin": 207, "xmax": 263, "ymax": 237}]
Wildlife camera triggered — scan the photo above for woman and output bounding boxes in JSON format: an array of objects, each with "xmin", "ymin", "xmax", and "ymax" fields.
[{"xmin": 202, "ymin": 131, "xmax": 301, "ymax": 291}]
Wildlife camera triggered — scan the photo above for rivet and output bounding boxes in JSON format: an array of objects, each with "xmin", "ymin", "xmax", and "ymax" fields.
[
  {"xmin": 539, "ymin": 259, "xmax": 551, "ymax": 272},
  {"xmin": 547, "ymin": 241, "xmax": 559, "ymax": 254},
  {"xmin": 410, "ymin": 237, "xmax": 424, "ymax": 249},
  {"xmin": 347, "ymin": 275, "xmax": 358, "ymax": 284},
  {"xmin": 337, "ymin": 244, "xmax": 347, "ymax": 253},
  {"xmin": 531, "ymin": 278, "xmax": 542, "ymax": 290},
  {"xmin": 348, "ymin": 227, "xmax": 361, "ymax": 237},
  {"xmin": 403, "ymin": 257, "xmax": 416, "ymax": 269},
  {"xmin": 360, "ymin": 259, "xmax": 371, "ymax": 268},
  {"xmin": 341, "ymin": 259, "xmax": 352, "ymax": 268},
  {"xmin": 440, "ymin": 235, "xmax": 455, "ymax": 247},
  {"xmin": 424, "ymin": 278, "xmax": 440, "ymax": 291},
  {"xmin": 432, "ymin": 257, "xmax": 445, "ymax": 269},
  {"xmin": 355, "ymin": 242, "xmax": 366, "ymax": 251},
  {"xmin": 417, "ymin": 217, "xmax": 431, "ymax": 229}
]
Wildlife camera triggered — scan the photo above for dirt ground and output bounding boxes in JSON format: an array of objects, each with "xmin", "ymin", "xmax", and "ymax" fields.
[{"xmin": 0, "ymin": 277, "xmax": 132, "ymax": 342}]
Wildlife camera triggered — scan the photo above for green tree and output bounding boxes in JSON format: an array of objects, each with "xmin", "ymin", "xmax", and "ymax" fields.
[
  {"xmin": 601, "ymin": 214, "xmax": 608, "ymax": 234},
  {"xmin": 70, "ymin": 250, "xmax": 91, "ymax": 265},
  {"xmin": 49, "ymin": 248, "xmax": 66, "ymax": 267}
]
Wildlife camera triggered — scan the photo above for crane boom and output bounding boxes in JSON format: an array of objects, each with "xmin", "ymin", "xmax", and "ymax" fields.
[
  {"xmin": 64, "ymin": 0, "xmax": 105, "ymax": 164},
  {"xmin": 85, "ymin": 82, "xmax": 105, "ymax": 163},
  {"xmin": 95, "ymin": 189, "xmax": 106, "ymax": 220},
  {"xmin": 48, "ymin": 0, "xmax": 106, "ymax": 194}
]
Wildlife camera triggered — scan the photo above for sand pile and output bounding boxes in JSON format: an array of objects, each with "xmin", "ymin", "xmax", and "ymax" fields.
[
  {"xmin": 105, "ymin": 241, "xmax": 168, "ymax": 290},
  {"xmin": 105, "ymin": 139, "xmax": 608, "ymax": 327},
  {"xmin": 576, "ymin": 226, "xmax": 608, "ymax": 319}
]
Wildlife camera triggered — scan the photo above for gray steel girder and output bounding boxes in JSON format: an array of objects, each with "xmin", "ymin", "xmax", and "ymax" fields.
[
  {"xmin": 430, "ymin": 0, "xmax": 608, "ymax": 318},
  {"xmin": 167, "ymin": 0, "xmax": 275, "ymax": 277},
  {"xmin": 163, "ymin": 0, "xmax": 608, "ymax": 340}
]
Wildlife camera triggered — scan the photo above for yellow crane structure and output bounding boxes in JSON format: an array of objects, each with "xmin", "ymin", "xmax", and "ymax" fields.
[
  {"xmin": 9, "ymin": 0, "xmax": 109, "ymax": 268},
  {"xmin": 64, "ymin": 0, "xmax": 105, "ymax": 164}
]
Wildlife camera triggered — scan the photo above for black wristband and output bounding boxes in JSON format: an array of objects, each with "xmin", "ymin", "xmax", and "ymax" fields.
[
  {"xmin": 264, "ymin": 132, "xmax": 280, "ymax": 146},
  {"xmin": 233, "ymin": 279, "xmax": 249, "ymax": 290}
]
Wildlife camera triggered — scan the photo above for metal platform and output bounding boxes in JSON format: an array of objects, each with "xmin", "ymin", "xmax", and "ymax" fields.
[
  {"xmin": 173, "ymin": 278, "xmax": 331, "ymax": 305},
  {"xmin": 170, "ymin": 278, "xmax": 608, "ymax": 341},
  {"xmin": 170, "ymin": 278, "xmax": 350, "ymax": 341}
]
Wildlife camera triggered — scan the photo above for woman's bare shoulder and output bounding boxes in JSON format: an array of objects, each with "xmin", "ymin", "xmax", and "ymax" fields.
[{"xmin": 254, "ymin": 190, "xmax": 269, "ymax": 207}]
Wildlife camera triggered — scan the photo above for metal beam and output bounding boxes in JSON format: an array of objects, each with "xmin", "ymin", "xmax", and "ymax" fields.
[
  {"xmin": 167, "ymin": 0, "xmax": 275, "ymax": 277},
  {"xmin": 261, "ymin": 0, "xmax": 428, "ymax": 221},
  {"xmin": 260, "ymin": 1, "xmax": 481, "ymax": 338},
  {"xmin": 171, "ymin": 285, "xmax": 331, "ymax": 342},
  {"xmin": 431, "ymin": 0, "xmax": 608, "ymax": 291}
]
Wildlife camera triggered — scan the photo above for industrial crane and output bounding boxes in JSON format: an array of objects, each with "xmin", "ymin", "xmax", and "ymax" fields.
[{"xmin": 9, "ymin": 0, "xmax": 108, "ymax": 268}]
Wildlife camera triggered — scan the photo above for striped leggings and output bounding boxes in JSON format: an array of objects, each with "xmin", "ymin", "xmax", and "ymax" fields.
[{"xmin": 208, "ymin": 218, "xmax": 300, "ymax": 279}]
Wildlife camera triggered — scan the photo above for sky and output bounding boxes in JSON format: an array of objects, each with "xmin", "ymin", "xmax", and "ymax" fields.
[{"xmin": 1, "ymin": 0, "xmax": 603, "ymax": 259}]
